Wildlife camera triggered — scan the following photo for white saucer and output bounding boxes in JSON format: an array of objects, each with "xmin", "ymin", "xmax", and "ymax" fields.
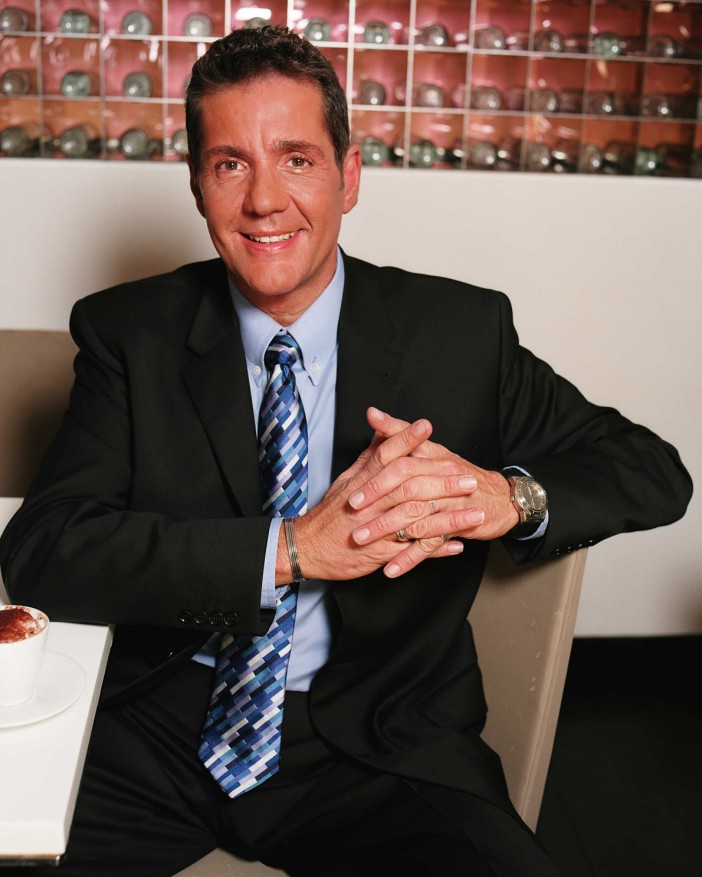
[{"xmin": 0, "ymin": 650, "xmax": 86, "ymax": 728}]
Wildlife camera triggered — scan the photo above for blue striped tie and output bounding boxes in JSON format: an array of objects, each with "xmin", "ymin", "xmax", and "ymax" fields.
[{"xmin": 199, "ymin": 332, "xmax": 308, "ymax": 798}]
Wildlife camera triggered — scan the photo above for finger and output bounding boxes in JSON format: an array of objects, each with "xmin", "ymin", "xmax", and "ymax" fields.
[
  {"xmin": 349, "ymin": 455, "xmax": 475, "ymax": 511},
  {"xmin": 346, "ymin": 418, "xmax": 434, "ymax": 493},
  {"xmin": 383, "ymin": 537, "xmax": 464, "ymax": 578},
  {"xmin": 353, "ymin": 503, "xmax": 485, "ymax": 545},
  {"xmin": 367, "ymin": 408, "xmax": 442, "ymax": 459}
]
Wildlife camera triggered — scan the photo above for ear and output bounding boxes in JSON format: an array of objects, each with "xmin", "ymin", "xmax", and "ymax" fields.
[
  {"xmin": 186, "ymin": 156, "xmax": 206, "ymax": 218},
  {"xmin": 341, "ymin": 144, "xmax": 361, "ymax": 215}
]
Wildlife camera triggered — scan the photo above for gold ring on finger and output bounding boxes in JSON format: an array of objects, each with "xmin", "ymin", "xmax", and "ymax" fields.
[{"xmin": 396, "ymin": 529, "xmax": 411, "ymax": 542}]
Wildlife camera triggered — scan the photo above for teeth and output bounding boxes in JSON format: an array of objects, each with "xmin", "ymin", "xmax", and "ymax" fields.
[{"xmin": 247, "ymin": 232, "xmax": 297, "ymax": 243}]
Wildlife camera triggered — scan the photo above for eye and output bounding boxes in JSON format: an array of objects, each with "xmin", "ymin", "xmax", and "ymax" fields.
[
  {"xmin": 288, "ymin": 154, "xmax": 311, "ymax": 168},
  {"xmin": 215, "ymin": 158, "xmax": 241, "ymax": 173}
]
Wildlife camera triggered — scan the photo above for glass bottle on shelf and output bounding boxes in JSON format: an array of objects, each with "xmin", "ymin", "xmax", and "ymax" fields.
[
  {"xmin": 634, "ymin": 146, "xmax": 659, "ymax": 175},
  {"xmin": 525, "ymin": 142, "xmax": 551, "ymax": 171},
  {"xmin": 58, "ymin": 124, "xmax": 100, "ymax": 158},
  {"xmin": 468, "ymin": 139, "xmax": 498, "ymax": 169},
  {"xmin": 122, "ymin": 11, "xmax": 153, "ymax": 35},
  {"xmin": 361, "ymin": 136, "xmax": 390, "ymax": 166},
  {"xmin": 414, "ymin": 83, "xmax": 445, "ymax": 108},
  {"xmin": 244, "ymin": 18, "xmax": 268, "ymax": 30},
  {"xmin": 59, "ymin": 8, "xmax": 92, "ymax": 33},
  {"xmin": 471, "ymin": 86, "xmax": 503, "ymax": 111},
  {"xmin": 304, "ymin": 18, "xmax": 330, "ymax": 42},
  {"xmin": 409, "ymin": 139, "xmax": 439, "ymax": 167},
  {"xmin": 118, "ymin": 127, "xmax": 151, "ymax": 158},
  {"xmin": 363, "ymin": 21, "xmax": 390, "ymax": 45},
  {"xmin": 585, "ymin": 91, "xmax": 616, "ymax": 115},
  {"xmin": 61, "ymin": 70, "xmax": 96, "ymax": 98},
  {"xmin": 577, "ymin": 143, "xmax": 604, "ymax": 174},
  {"xmin": 592, "ymin": 32, "xmax": 623, "ymax": 57},
  {"xmin": 359, "ymin": 80, "xmax": 386, "ymax": 106},
  {"xmin": 172, "ymin": 128, "xmax": 188, "ymax": 157},
  {"xmin": 0, "ymin": 124, "xmax": 38, "ymax": 156},
  {"xmin": 641, "ymin": 93, "xmax": 676, "ymax": 118},
  {"xmin": 475, "ymin": 26, "xmax": 506, "ymax": 50},
  {"xmin": 122, "ymin": 72, "xmax": 153, "ymax": 99},
  {"xmin": 534, "ymin": 29, "xmax": 564, "ymax": 53},
  {"xmin": 1, "ymin": 69, "xmax": 31, "ymax": 96},
  {"xmin": 0, "ymin": 6, "xmax": 29, "ymax": 31},
  {"xmin": 529, "ymin": 88, "xmax": 559, "ymax": 113},
  {"xmin": 183, "ymin": 13, "xmax": 212, "ymax": 37},
  {"xmin": 648, "ymin": 34, "xmax": 681, "ymax": 59},
  {"xmin": 419, "ymin": 24, "xmax": 449, "ymax": 48}
]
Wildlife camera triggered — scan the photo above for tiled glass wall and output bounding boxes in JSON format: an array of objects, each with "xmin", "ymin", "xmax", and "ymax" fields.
[{"xmin": 1, "ymin": 0, "xmax": 701, "ymax": 176}]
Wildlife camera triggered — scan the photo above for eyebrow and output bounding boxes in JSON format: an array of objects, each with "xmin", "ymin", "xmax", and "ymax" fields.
[{"xmin": 204, "ymin": 140, "xmax": 326, "ymax": 162}]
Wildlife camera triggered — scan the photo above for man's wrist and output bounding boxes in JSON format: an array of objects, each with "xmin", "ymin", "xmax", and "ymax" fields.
[
  {"xmin": 283, "ymin": 518, "xmax": 306, "ymax": 583},
  {"xmin": 502, "ymin": 469, "xmax": 548, "ymax": 537}
]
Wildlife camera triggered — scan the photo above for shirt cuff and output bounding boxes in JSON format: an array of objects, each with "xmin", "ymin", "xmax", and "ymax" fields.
[{"xmin": 261, "ymin": 517, "xmax": 282, "ymax": 609}]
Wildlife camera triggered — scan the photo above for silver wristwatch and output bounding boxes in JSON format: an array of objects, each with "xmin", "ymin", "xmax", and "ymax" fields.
[{"xmin": 506, "ymin": 475, "xmax": 548, "ymax": 529}]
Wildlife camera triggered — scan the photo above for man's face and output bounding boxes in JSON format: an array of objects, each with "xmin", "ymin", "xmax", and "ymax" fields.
[{"xmin": 188, "ymin": 75, "xmax": 361, "ymax": 319}]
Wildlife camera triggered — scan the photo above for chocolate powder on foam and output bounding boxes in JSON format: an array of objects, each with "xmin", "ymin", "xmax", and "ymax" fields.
[{"xmin": 0, "ymin": 607, "xmax": 42, "ymax": 643}]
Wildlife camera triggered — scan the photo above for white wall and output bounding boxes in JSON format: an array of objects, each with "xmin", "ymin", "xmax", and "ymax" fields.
[{"xmin": 1, "ymin": 160, "xmax": 700, "ymax": 635}]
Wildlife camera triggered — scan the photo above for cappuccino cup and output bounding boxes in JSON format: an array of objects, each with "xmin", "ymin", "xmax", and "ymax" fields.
[{"xmin": 0, "ymin": 605, "xmax": 50, "ymax": 706}]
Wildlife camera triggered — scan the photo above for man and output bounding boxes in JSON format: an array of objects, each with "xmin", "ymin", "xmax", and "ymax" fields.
[{"xmin": 0, "ymin": 26, "xmax": 692, "ymax": 877}]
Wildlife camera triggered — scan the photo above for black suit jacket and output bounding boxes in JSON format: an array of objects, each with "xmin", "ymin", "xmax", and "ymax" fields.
[{"xmin": 0, "ymin": 253, "xmax": 691, "ymax": 806}]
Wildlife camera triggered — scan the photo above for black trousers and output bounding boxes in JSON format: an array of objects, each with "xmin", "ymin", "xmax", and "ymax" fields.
[{"xmin": 7, "ymin": 661, "xmax": 559, "ymax": 876}]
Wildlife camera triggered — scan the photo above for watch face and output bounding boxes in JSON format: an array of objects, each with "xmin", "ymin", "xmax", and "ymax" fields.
[{"xmin": 522, "ymin": 479, "xmax": 547, "ymax": 512}]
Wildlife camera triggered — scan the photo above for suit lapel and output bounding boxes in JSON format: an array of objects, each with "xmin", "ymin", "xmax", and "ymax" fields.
[
  {"xmin": 181, "ymin": 265, "xmax": 262, "ymax": 517},
  {"xmin": 180, "ymin": 255, "xmax": 406, "ymax": 514},
  {"xmin": 332, "ymin": 254, "xmax": 406, "ymax": 479}
]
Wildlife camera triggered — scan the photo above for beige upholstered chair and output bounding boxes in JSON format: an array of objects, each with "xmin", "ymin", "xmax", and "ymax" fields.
[{"xmin": 0, "ymin": 330, "xmax": 586, "ymax": 876}]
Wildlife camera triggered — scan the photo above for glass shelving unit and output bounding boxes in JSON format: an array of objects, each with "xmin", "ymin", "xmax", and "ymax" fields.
[{"xmin": 1, "ymin": 0, "xmax": 701, "ymax": 176}]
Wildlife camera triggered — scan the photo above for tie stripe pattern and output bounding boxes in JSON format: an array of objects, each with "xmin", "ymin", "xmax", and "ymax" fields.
[
  {"xmin": 199, "ymin": 332, "xmax": 308, "ymax": 798},
  {"xmin": 258, "ymin": 335, "xmax": 309, "ymax": 518}
]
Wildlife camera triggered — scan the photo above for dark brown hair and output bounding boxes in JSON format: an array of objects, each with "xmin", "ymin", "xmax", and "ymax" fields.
[{"xmin": 186, "ymin": 26, "xmax": 350, "ymax": 172}]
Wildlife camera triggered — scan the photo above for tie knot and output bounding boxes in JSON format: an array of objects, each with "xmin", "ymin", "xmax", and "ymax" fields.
[{"xmin": 264, "ymin": 333, "xmax": 302, "ymax": 370}]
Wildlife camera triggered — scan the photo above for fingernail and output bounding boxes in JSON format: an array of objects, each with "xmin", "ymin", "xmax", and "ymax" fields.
[
  {"xmin": 447, "ymin": 541, "xmax": 463, "ymax": 554},
  {"xmin": 412, "ymin": 419, "xmax": 430, "ymax": 436},
  {"xmin": 354, "ymin": 528, "xmax": 370, "ymax": 543},
  {"xmin": 459, "ymin": 476, "xmax": 477, "ymax": 490},
  {"xmin": 349, "ymin": 491, "xmax": 364, "ymax": 508},
  {"xmin": 369, "ymin": 407, "xmax": 383, "ymax": 419},
  {"xmin": 467, "ymin": 509, "xmax": 485, "ymax": 524},
  {"xmin": 385, "ymin": 564, "xmax": 400, "ymax": 578}
]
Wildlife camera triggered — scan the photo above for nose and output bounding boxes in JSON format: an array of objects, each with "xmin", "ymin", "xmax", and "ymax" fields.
[{"xmin": 242, "ymin": 162, "xmax": 288, "ymax": 217}]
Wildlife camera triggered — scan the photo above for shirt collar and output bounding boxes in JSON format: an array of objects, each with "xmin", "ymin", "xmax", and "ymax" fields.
[{"xmin": 228, "ymin": 248, "xmax": 344, "ymax": 387}]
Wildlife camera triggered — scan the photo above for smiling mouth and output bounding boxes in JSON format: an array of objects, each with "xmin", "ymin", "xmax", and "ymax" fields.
[{"xmin": 243, "ymin": 231, "xmax": 299, "ymax": 244}]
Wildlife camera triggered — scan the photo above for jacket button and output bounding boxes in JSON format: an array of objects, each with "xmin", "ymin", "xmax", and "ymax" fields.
[
  {"xmin": 208, "ymin": 612, "xmax": 223, "ymax": 626},
  {"xmin": 179, "ymin": 610, "xmax": 192, "ymax": 624},
  {"xmin": 223, "ymin": 612, "xmax": 239, "ymax": 627},
  {"xmin": 193, "ymin": 612, "xmax": 208, "ymax": 625}
]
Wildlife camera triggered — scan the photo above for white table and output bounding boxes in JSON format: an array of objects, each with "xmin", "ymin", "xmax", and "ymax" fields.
[{"xmin": 0, "ymin": 622, "xmax": 112, "ymax": 866}]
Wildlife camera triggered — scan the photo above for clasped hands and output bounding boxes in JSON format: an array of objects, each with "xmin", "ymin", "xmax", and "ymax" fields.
[{"xmin": 279, "ymin": 407, "xmax": 519, "ymax": 585}]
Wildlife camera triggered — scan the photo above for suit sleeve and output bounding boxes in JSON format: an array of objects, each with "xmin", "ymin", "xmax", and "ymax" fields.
[
  {"xmin": 0, "ymin": 299, "xmax": 274, "ymax": 636},
  {"xmin": 493, "ymin": 292, "xmax": 692, "ymax": 562}
]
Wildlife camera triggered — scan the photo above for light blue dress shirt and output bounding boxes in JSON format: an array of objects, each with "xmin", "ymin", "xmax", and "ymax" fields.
[
  {"xmin": 194, "ymin": 248, "xmax": 547, "ymax": 689},
  {"xmin": 228, "ymin": 249, "xmax": 345, "ymax": 690}
]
